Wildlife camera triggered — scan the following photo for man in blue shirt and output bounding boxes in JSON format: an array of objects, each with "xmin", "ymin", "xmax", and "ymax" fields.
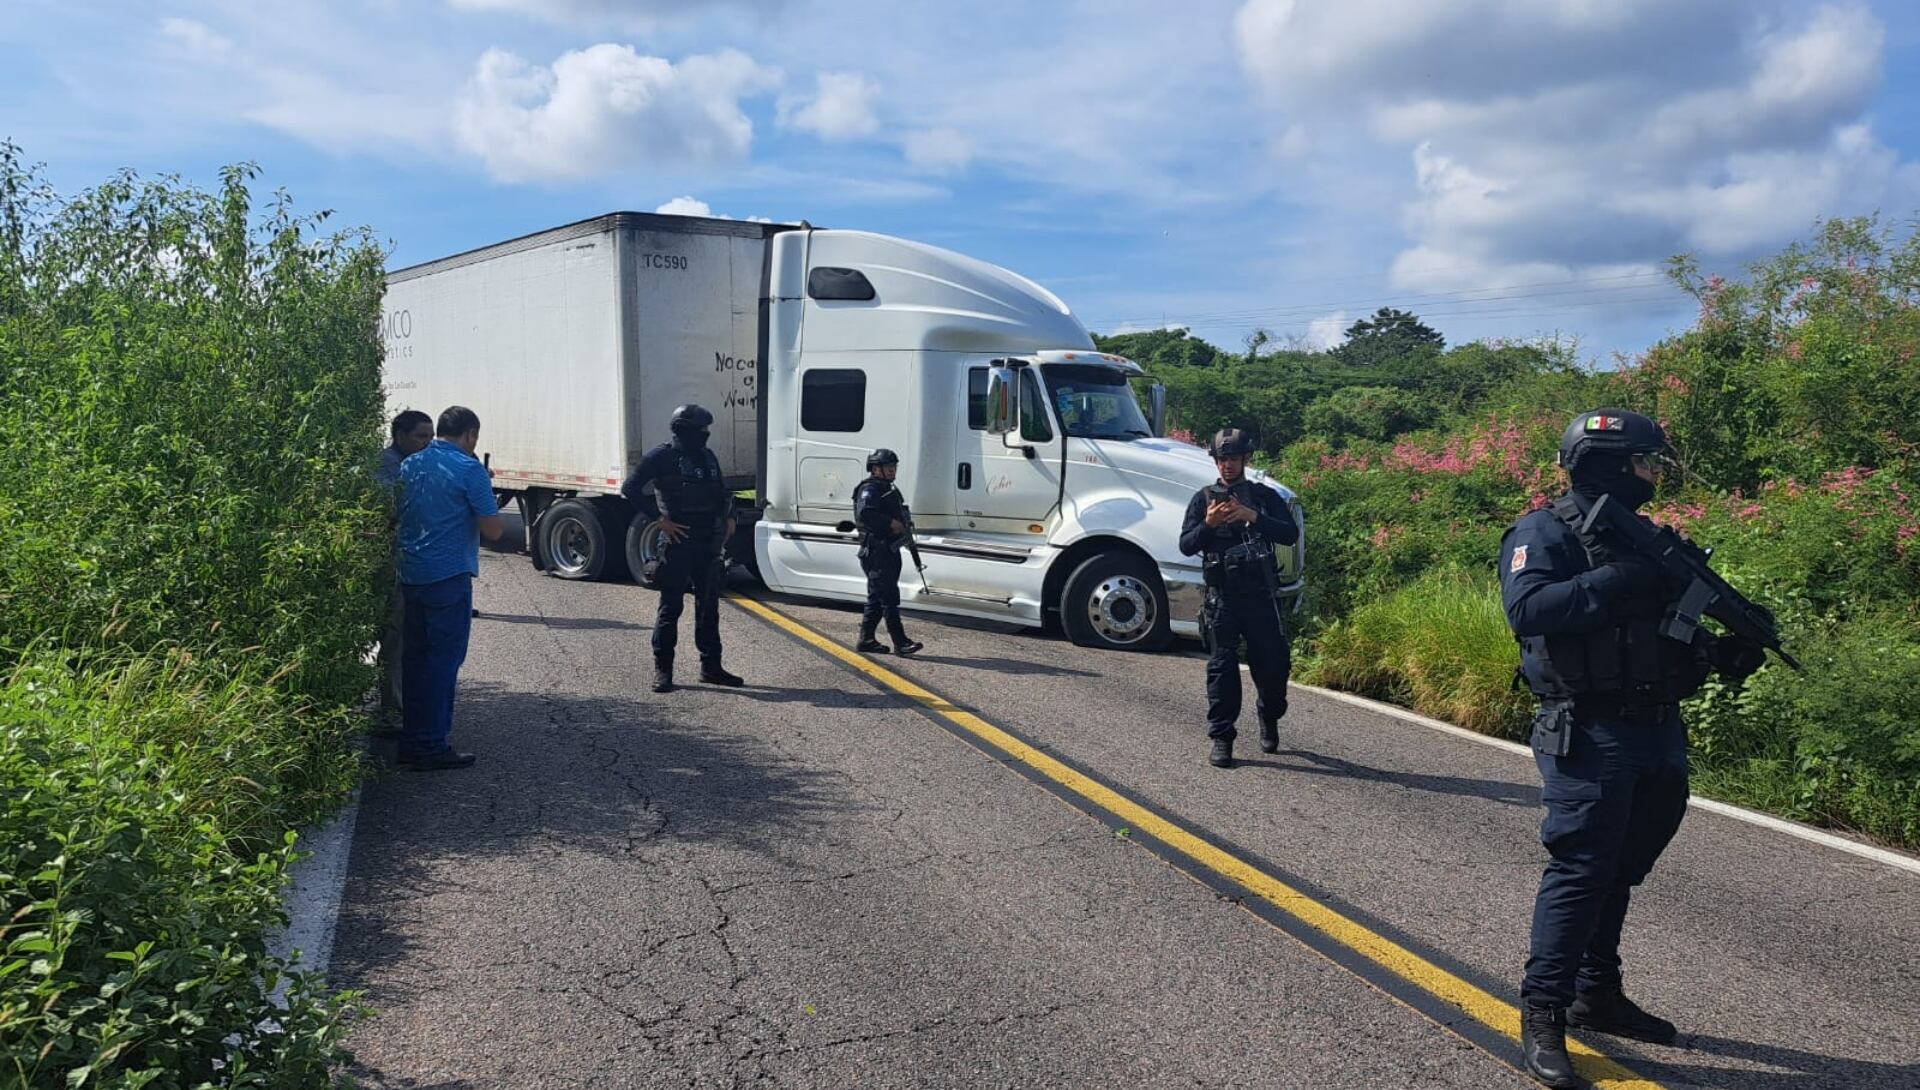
[
  {"xmin": 375, "ymin": 410, "xmax": 433, "ymax": 721},
  {"xmin": 395, "ymin": 405, "xmax": 503, "ymax": 770}
]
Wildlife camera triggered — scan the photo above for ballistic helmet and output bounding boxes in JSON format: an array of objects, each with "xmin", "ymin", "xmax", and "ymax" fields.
[
  {"xmin": 866, "ymin": 447, "xmax": 900, "ymax": 469},
  {"xmin": 1557, "ymin": 408, "xmax": 1666, "ymax": 470},
  {"xmin": 1209, "ymin": 428, "xmax": 1256, "ymax": 459},
  {"xmin": 669, "ymin": 404, "xmax": 714, "ymax": 434}
]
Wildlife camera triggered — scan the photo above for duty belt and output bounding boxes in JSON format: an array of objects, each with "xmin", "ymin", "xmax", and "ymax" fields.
[{"xmin": 1566, "ymin": 699, "xmax": 1678, "ymax": 725}]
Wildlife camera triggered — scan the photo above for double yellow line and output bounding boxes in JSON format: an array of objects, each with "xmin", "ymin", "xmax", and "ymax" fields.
[{"xmin": 730, "ymin": 594, "xmax": 1668, "ymax": 1090}]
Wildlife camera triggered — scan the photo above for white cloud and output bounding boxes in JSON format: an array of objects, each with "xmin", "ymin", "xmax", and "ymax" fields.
[
  {"xmin": 454, "ymin": 44, "xmax": 780, "ymax": 182},
  {"xmin": 654, "ymin": 195, "xmax": 712, "ymax": 215},
  {"xmin": 1305, "ymin": 311, "xmax": 1349, "ymax": 350},
  {"xmin": 1232, "ymin": 0, "xmax": 1919, "ymax": 293},
  {"xmin": 903, "ymin": 127, "xmax": 973, "ymax": 172},
  {"xmin": 777, "ymin": 71, "xmax": 880, "ymax": 141},
  {"xmin": 159, "ymin": 18, "xmax": 234, "ymax": 60}
]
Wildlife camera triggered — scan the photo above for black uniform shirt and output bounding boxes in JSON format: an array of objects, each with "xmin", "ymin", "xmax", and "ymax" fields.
[
  {"xmin": 853, "ymin": 477, "xmax": 907, "ymax": 540},
  {"xmin": 1178, "ymin": 478, "xmax": 1298, "ymax": 558}
]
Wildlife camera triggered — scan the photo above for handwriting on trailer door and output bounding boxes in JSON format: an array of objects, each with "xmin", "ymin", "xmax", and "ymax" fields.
[{"xmin": 715, "ymin": 351, "xmax": 758, "ymax": 410}]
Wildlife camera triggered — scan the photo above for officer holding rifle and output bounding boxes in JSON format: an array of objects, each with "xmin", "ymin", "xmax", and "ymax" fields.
[
  {"xmin": 851, "ymin": 448, "xmax": 925, "ymax": 656},
  {"xmin": 1178, "ymin": 428, "xmax": 1299, "ymax": 769},
  {"xmin": 1500, "ymin": 408, "xmax": 1787, "ymax": 1088}
]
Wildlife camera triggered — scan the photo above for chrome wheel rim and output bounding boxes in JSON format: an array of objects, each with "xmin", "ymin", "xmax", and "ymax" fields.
[
  {"xmin": 549, "ymin": 515, "xmax": 593, "ymax": 576},
  {"xmin": 1085, "ymin": 573, "xmax": 1156, "ymax": 645}
]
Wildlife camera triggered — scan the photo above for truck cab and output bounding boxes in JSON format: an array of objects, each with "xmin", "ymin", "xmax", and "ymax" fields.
[{"xmin": 754, "ymin": 228, "xmax": 1304, "ymax": 650}]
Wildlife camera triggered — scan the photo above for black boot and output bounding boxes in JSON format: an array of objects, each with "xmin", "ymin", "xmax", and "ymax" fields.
[
  {"xmin": 886, "ymin": 616, "xmax": 922, "ymax": 656},
  {"xmin": 1569, "ymin": 985, "xmax": 1677, "ymax": 1044},
  {"xmin": 856, "ymin": 618, "xmax": 888, "ymax": 653},
  {"xmin": 699, "ymin": 659, "xmax": 744, "ymax": 687},
  {"xmin": 1258, "ymin": 717, "xmax": 1279, "ymax": 754},
  {"xmin": 652, "ymin": 660, "xmax": 675, "ymax": 693},
  {"xmin": 1209, "ymin": 737, "xmax": 1234, "ymax": 768},
  {"xmin": 1520, "ymin": 1004, "xmax": 1580, "ymax": 1089}
]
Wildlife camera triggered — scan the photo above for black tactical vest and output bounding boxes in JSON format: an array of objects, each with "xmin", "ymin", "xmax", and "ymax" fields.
[
  {"xmin": 658, "ymin": 447, "xmax": 726, "ymax": 530},
  {"xmin": 1512, "ymin": 501, "xmax": 1708, "ymax": 704}
]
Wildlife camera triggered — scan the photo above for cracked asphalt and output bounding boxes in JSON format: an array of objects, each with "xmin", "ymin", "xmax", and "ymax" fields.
[{"xmin": 332, "ymin": 531, "xmax": 1919, "ymax": 1089}]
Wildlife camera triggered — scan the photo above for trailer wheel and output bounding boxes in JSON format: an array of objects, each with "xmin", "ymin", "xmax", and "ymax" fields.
[
  {"xmin": 1060, "ymin": 552, "xmax": 1171, "ymax": 652},
  {"xmin": 541, "ymin": 498, "xmax": 617, "ymax": 581},
  {"xmin": 624, "ymin": 517, "xmax": 668, "ymax": 588}
]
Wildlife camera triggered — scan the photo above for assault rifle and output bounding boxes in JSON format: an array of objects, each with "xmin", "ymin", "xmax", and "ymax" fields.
[
  {"xmin": 1575, "ymin": 494, "xmax": 1802, "ymax": 671},
  {"xmin": 835, "ymin": 486, "xmax": 928, "ymax": 591}
]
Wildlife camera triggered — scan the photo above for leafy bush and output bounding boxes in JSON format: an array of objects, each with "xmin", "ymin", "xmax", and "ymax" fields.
[
  {"xmin": 1, "ymin": 654, "xmax": 362, "ymax": 1089},
  {"xmin": 0, "ymin": 146, "xmax": 385, "ymax": 1086}
]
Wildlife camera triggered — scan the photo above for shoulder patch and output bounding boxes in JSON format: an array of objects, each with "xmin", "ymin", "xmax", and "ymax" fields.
[{"xmin": 1509, "ymin": 544, "xmax": 1530, "ymax": 573}]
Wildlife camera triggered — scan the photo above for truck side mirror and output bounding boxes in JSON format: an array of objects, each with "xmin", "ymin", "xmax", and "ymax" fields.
[
  {"xmin": 1147, "ymin": 384, "xmax": 1168, "ymax": 437},
  {"xmin": 984, "ymin": 365, "xmax": 1019, "ymax": 437}
]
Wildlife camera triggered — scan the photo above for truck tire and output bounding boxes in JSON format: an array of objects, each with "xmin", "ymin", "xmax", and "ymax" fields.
[
  {"xmin": 1059, "ymin": 552, "xmax": 1172, "ymax": 652},
  {"xmin": 541, "ymin": 498, "xmax": 619, "ymax": 581},
  {"xmin": 625, "ymin": 517, "xmax": 667, "ymax": 588}
]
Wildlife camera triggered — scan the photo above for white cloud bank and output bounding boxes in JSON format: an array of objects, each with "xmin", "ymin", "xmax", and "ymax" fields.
[
  {"xmin": 1233, "ymin": 0, "xmax": 1920, "ymax": 292},
  {"xmin": 455, "ymin": 44, "xmax": 780, "ymax": 182},
  {"xmin": 777, "ymin": 71, "xmax": 880, "ymax": 140}
]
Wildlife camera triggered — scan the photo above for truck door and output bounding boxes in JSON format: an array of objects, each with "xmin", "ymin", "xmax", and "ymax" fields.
[{"xmin": 953, "ymin": 364, "xmax": 1060, "ymax": 532}]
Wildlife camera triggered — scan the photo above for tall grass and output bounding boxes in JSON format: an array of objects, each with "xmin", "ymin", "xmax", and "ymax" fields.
[{"xmin": 1300, "ymin": 566, "xmax": 1532, "ymax": 739}]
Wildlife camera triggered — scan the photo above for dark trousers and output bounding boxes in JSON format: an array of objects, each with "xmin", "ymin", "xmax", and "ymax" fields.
[
  {"xmin": 1204, "ymin": 588, "xmax": 1291, "ymax": 739},
  {"xmin": 860, "ymin": 546, "xmax": 909, "ymax": 642},
  {"xmin": 653, "ymin": 539, "xmax": 722, "ymax": 665},
  {"xmin": 400, "ymin": 574, "xmax": 474, "ymax": 761},
  {"xmin": 1522, "ymin": 710, "xmax": 1689, "ymax": 1007}
]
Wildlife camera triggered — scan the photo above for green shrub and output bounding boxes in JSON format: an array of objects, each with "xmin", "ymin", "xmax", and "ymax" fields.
[
  {"xmin": 0, "ymin": 654, "xmax": 362, "ymax": 1089},
  {"xmin": 0, "ymin": 147, "xmax": 385, "ymax": 1086}
]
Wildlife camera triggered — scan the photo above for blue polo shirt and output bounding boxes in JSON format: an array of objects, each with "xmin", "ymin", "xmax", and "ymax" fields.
[{"xmin": 396, "ymin": 439, "xmax": 499, "ymax": 586}]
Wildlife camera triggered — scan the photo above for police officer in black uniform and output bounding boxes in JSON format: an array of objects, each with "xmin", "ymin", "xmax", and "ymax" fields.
[
  {"xmin": 1178, "ymin": 427, "xmax": 1300, "ymax": 769},
  {"xmin": 1501, "ymin": 409, "xmax": 1765, "ymax": 1088},
  {"xmin": 621, "ymin": 404, "xmax": 744, "ymax": 694},
  {"xmin": 851, "ymin": 448, "xmax": 925, "ymax": 656}
]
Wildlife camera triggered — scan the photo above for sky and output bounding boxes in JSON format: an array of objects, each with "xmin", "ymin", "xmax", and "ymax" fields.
[{"xmin": 6, "ymin": 0, "xmax": 1920, "ymax": 363}]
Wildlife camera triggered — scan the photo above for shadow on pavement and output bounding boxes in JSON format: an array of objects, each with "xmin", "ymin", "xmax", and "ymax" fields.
[
  {"xmin": 1625, "ymin": 1033, "xmax": 1920, "ymax": 1090},
  {"xmin": 480, "ymin": 612, "xmax": 652, "ymax": 633},
  {"xmin": 895, "ymin": 653, "xmax": 1099, "ymax": 677},
  {"xmin": 1235, "ymin": 749, "xmax": 1539, "ymax": 808}
]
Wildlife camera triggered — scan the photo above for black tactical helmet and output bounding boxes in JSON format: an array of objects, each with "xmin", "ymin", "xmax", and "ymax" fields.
[
  {"xmin": 669, "ymin": 404, "xmax": 714, "ymax": 434},
  {"xmin": 1557, "ymin": 408, "xmax": 1666, "ymax": 470},
  {"xmin": 866, "ymin": 447, "xmax": 900, "ymax": 469},
  {"xmin": 1209, "ymin": 428, "xmax": 1256, "ymax": 458}
]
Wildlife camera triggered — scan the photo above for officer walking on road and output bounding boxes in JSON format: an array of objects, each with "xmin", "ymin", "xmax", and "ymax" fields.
[
  {"xmin": 622, "ymin": 404, "xmax": 744, "ymax": 694},
  {"xmin": 851, "ymin": 448, "xmax": 924, "ymax": 656},
  {"xmin": 1501, "ymin": 409, "xmax": 1766, "ymax": 1088},
  {"xmin": 1178, "ymin": 428, "xmax": 1299, "ymax": 769}
]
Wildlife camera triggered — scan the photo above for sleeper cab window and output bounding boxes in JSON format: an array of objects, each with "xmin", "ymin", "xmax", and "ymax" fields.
[{"xmin": 801, "ymin": 368, "xmax": 866, "ymax": 432}]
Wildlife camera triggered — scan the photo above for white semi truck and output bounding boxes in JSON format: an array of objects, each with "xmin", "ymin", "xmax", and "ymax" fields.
[{"xmin": 381, "ymin": 212, "xmax": 1303, "ymax": 651}]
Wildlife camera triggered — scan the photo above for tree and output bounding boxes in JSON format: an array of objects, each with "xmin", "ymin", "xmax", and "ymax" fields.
[
  {"xmin": 1333, "ymin": 307, "xmax": 1445, "ymax": 372},
  {"xmin": 1091, "ymin": 327, "xmax": 1219, "ymax": 369}
]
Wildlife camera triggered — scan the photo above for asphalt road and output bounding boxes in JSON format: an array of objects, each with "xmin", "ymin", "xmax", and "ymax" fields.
[{"xmin": 332, "ymin": 535, "xmax": 1919, "ymax": 1089}]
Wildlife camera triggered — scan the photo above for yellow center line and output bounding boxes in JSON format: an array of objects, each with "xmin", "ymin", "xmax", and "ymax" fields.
[{"xmin": 730, "ymin": 593, "xmax": 1668, "ymax": 1090}]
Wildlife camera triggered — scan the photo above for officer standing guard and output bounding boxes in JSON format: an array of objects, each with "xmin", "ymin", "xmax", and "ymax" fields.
[
  {"xmin": 1178, "ymin": 428, "xmax": 1299, "ymax": 769},
  {"xmin": 622, "ymin": 404, "xmax": 744, "ymax": 694},
  {"xmin": 851, "ymin": 449, "xmax": 925, "ymax": 656},
  {"xmin": 1501, "ymin": 409, "xmax": 1765, "ymax": 1088}
]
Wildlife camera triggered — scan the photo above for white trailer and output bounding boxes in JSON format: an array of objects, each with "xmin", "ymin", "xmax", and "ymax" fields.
[{"xmin": 382, "ymin": 212, "xmax": 1303, "ymax": 651}]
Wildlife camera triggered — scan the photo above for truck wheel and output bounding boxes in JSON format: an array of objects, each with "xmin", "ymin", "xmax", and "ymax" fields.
[
  {"xmin": 541, "ymin": 499, "xmax": 616, "ymax": 581},
  {"xmin": 1060, "ymin": 552, "xmax": 1171, "ymax": 652},
  {"xmin": 625, "ymin": 518, "xmax": 667, "ymax": 588}
]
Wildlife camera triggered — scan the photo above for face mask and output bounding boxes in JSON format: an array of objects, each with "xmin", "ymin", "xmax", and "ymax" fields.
[
  {"xmin": 1571, "ymin": 452, "xmax": 1654, "ymax": 509},
  {"xmin": 677, "ymin": 428, "xmax": 710, "ymax": 450}
]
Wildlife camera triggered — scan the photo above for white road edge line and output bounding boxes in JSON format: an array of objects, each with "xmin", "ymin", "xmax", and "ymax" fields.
[
  {"xmin": 268, "ymin": 786, "xmax": 363, "ymax": 1001},
  {"xmin": 1288, "ymin": 678, "xmax": 1920, "ymax": 877}
]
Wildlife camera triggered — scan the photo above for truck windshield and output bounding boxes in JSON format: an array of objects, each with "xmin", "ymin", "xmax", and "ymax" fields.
[{"xmin": 1041, "ymin": 364, "xmax": 1154, "ymax": 441}]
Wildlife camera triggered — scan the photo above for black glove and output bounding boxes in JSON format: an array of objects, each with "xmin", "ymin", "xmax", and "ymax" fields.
[
  {"xmin": 1597, "ymin": 555, "xmax": 1666, "ymax": 601},
  {"xmin": 1709, "ymin": 635, "xmax": 1767, "ymax": 680}
]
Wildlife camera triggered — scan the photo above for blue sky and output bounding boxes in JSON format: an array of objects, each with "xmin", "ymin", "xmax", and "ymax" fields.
[{"xmin": 6, "ymin": 0, "xmax": 1920, "ymax": 362}]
